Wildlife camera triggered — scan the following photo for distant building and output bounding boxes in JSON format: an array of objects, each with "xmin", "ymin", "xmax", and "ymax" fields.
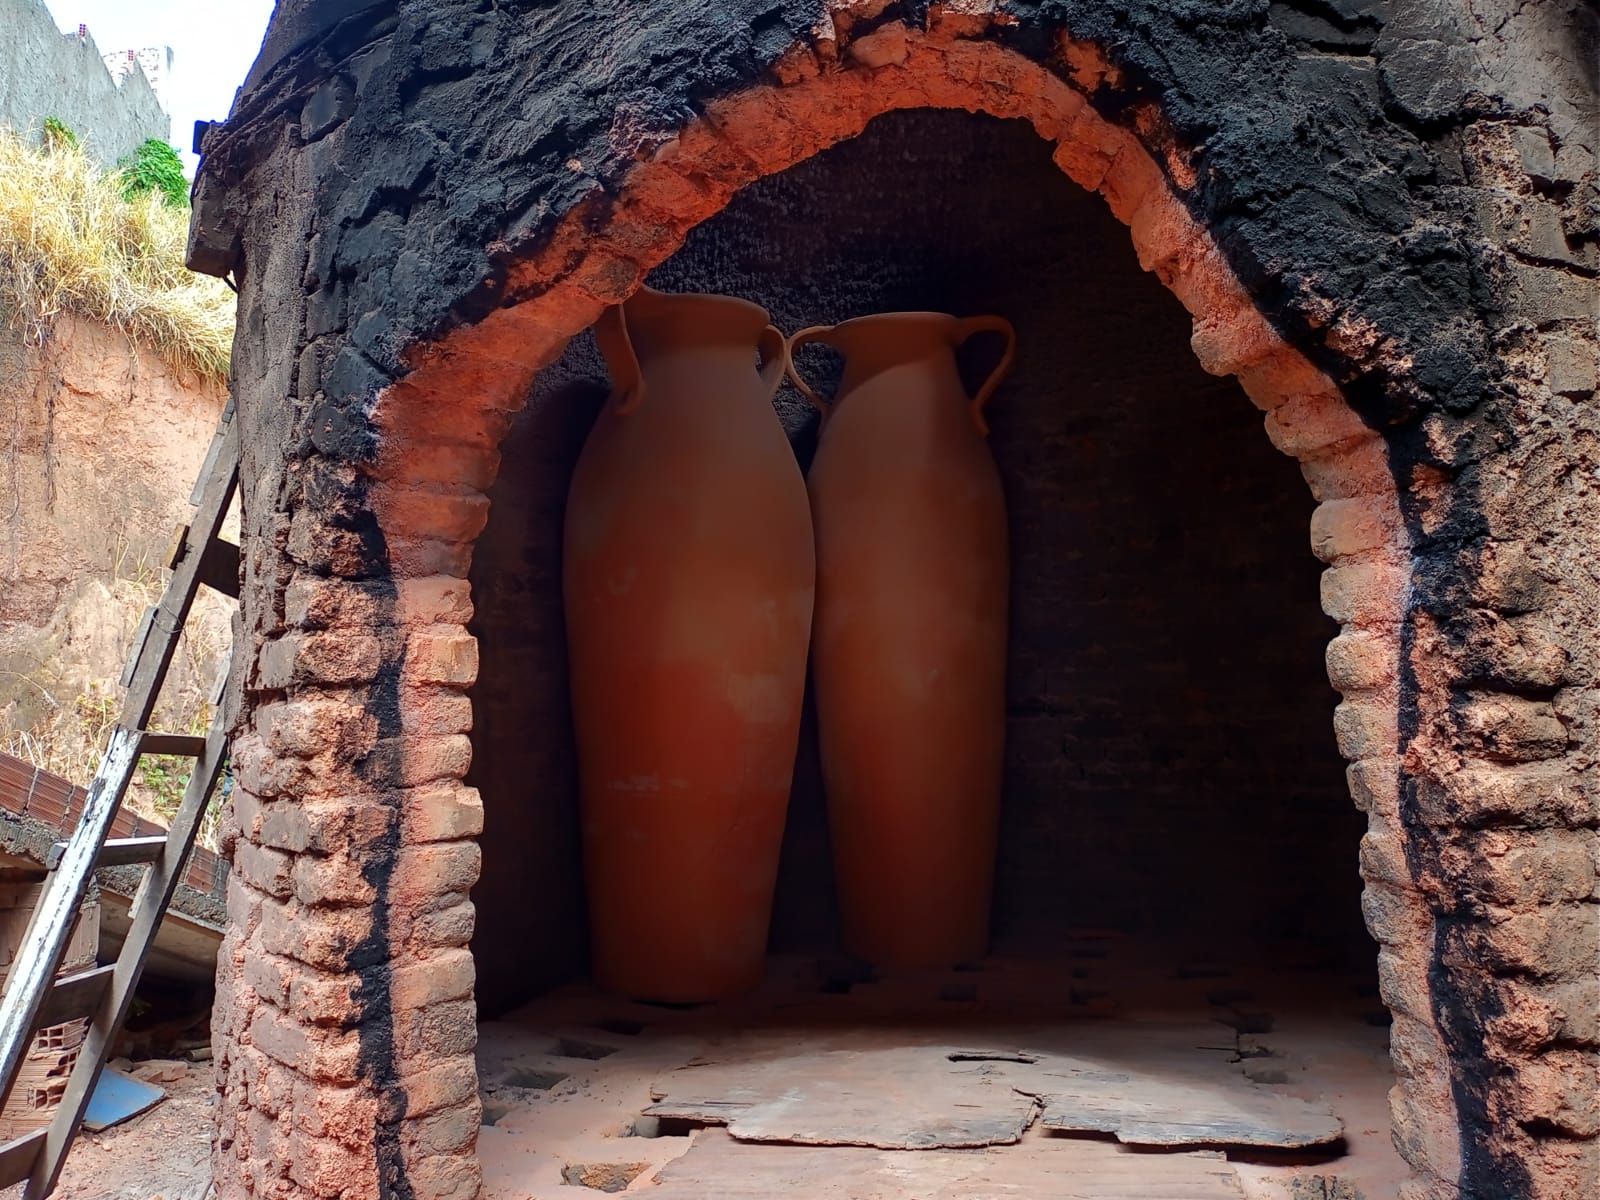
[
  {"xmin": 102, "ymin": 46, "xmax": 175, "ymax": 114},
  {"xmin": 0, "ymin": 0, "xmax": 170, "ymax": 167}
]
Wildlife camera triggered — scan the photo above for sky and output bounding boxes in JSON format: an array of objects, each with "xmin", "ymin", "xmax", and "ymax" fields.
[{"xmin": 43, "ymin": 0, "xmax": 276, "ymax": 172}]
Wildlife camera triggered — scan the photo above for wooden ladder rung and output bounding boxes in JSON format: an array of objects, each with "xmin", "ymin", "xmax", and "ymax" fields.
[
  {"xmin": 0, "ymin": 1129, "xmax": 43, "ymax": 1188},
  {"xmin": 166, "ymin": 524, "xmax": 240, "ymax": 600},
  {"xmin": 33, "ymin": 967, "xmax": 113, "ymax": 1030},
  {"xmin": 47, "ymin": 836, "xmax": 167, "ymax": 871},
  {"xmin": 199, "ymin": 538, "xmax": 241, "ymax": 599},
  {"xmin": 138, "ymin": 732, "xmax": 208, "ymax": 758}
]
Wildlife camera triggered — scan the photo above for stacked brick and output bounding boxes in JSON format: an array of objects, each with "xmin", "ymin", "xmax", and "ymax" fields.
[{"xmin": 187, "ymin": 2, "xmax": 1596, "ymax": 1198}]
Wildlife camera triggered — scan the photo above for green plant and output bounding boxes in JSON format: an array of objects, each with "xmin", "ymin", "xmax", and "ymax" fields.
[
  {"xmin": 42, "ymin": 117, "xmax": 78, "ymax": 152},
  {"xmin": 118, "ymin": 138, "xmax": 188, "ymax": 208},
  {"xmin": 137, "ymin": 754, "xmax": 192, "ymax": 820}
]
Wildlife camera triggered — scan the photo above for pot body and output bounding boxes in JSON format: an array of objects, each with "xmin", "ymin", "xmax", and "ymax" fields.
[
  {"xmin": 564, "ymin": 287, "xmax": 814, "ymax": 1002},
  {"xmin": 799, "ymin": 313, "xmax": 1012, "ymax": 968}
]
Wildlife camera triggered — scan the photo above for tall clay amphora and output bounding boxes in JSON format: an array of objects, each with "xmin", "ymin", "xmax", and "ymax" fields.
[
  {"xmin": 564, "ymin": 286, "xmax": 815, "ymax": 1002},
  {"xmin": 788, "ymin": 313, "xmax": 1015, "ymax": 969}
]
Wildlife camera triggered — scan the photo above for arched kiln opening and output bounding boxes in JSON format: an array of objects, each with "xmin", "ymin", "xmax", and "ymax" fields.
[{"xmin": 462, "ymin": 111, "xmax": 1399, "ymax": 1197}]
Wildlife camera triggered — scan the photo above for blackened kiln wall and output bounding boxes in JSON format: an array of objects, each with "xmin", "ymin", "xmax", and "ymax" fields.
[{"xmin": 468, "ymin": 111, "xmax": 1370, "ymax": 1014}]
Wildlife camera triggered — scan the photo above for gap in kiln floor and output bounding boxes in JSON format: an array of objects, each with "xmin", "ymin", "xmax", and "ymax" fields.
[{"xmin": 477, "ymin": 938, "xmax": 1405, "ymax": 1199}]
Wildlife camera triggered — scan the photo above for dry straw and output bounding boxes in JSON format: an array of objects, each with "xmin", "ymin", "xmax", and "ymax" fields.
[{"xmin": 0, "ymin": 131, "xmax": 234, "ymax": 378}]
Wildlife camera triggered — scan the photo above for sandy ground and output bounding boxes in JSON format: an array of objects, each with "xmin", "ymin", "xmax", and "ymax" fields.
[{"xmin": 2, "ymin": 1061, "xmax": 214, "ymax": 1200}]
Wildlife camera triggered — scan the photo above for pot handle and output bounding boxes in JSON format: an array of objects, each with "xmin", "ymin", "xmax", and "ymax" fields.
[
  {"xmin": 952, "ymin": 314, "xmax": 1016, "ymax": 435},
  {"xmin": 785, "ymin": 325, "xmax": 838, "ymax": 422},
  {"xmin": 757, "ymin": 324, "xmax": 787, "ymax": 397},
  {"xmin": 594, "ymin": 303, "xmax": 645, "ymax": 415}
]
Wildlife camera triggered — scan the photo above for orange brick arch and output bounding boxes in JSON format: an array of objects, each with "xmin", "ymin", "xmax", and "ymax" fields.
[{"xmin": 339, "ymin": 14, "xmax": 1453, "ymax": 1200}]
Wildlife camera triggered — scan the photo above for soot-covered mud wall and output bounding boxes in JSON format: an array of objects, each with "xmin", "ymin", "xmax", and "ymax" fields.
[
  {"xmin": 467, "ymin": 110, "xmax": 1368, "ymax": 1016},
  {"xmin": 193, "ymin": 3, "xmax": 1597, "ymax": 1199}
]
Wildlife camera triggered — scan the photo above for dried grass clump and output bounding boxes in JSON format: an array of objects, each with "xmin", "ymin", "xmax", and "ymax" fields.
[{"xmin": 0, "ymin": 131, "xmax": 234, "ymax": 378}]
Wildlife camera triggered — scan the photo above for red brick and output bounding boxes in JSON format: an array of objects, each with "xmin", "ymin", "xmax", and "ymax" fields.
[
  {"xmin": 233, "ymin": 841, "xmax": 294, "ymax": 899},
  {"xmin": 400, "ymin": 784, "xmax": 484, "ymax": 844},
  {"xmin": 398, "ymin": 1054, "xmax": 478, "ymax": 1119},
  {"xmin": 1474, "ymin": 833, "xmax": 1596, "ymax": 906},
  {"xmin": 1297, "ymin": 434, "xmax": 1395, "ymax": 501},
  {"xmin": 370, "ymin": 483, "xmax": 491, "ymax": 543},
  {"xmin": 293, "ymin": 850, "xmax": 379, "ymax": 907},
  {"xmin": 1458, "ymin": 694, "xmax": 1569, "ymax": 762},
  {"xmin": 1334, "ymin": 699, "xmax": 1396, "ymax": 761},
  {"xmin": 1519, "ymin": 1137, "xmax": 1600, "ymax": 1200},
  {"xmin": 1188, "ymin": 304, "xmax": 1280, "ymax": 379},
  {"xmin": 1476, "ymin": 904, "xmax": 1600, "ymax": 980},
  {"xmin": 242, "ymin": 952, "xmax": 293, "ymax": 1009},
  {"xmin": 1321, "ymin": 561, "xmax": 1406, "ymax": 628},
  {"xmin": 1388, "ymin": 1083, "xmax": 1461, "ymax": 1189},
  {"xmin": 390, "ymin": 949, "xmax": 475, "ymax": 1011},
  {"xmin": 1505, "ymin": 1052, "xmax": 1600, "ymax": 1136},
  {"xmin": 289, "ymin": 796, "xmax": 394, "ymax": 856},
  {"xmin": 397, "ymin": 687, "xmax": 475, "ymax": 736},
  {"xmin": 222, "ymin": 787, "xmax": 265, "ymax": 846},
  {"xmin": 363, "ymin": 734, "xmax": 474, "ymax": 787},
  {"xmin": 394, "ymin": 576, "xmax": 475, "ymax": 625},
  {"xmin": 404, "ymin": 1153, "xmax": 482, "ymax": 1200},
  {"xmin": 225, "ymin": 873, "xmax": 267, "ymax": 936},
  {"xmin": 394, "ymin": 998, "xmax": 479, "ymax": 1061},
  {"xmin": 285, "ymin": 576, "xmax": 389, "ymax": 630},
  {"xmin": 288, "ymin": 967, "xmax": 365, "ymax": 1029},
  {"xmin": 404, "ymin": 900, "xmax": 477, "ymax": 951},
  {"xmin": 1326, "ymin": 631, "xmax": 1397, "ymax": 693},
  {"xmin": 260, "ymin": 897, "xmax": 370, "ymax": 972},
  {"xmin": 1346, "ymin": 758, "xmax": 1401, "ymax": 818},
  {"xmin": 391, "ymin": 842, "xmax": 483, "ymax": 914},
  {"xmin": 259, "ymin": 801, "xmax": 315, "ymax": 853},
  {"xmin": 369, "ymin": 439, "xmax": 503, "ymax": 491},
  {"xmin": 258, "ymin": 696, "xmax": 375, "ymax": 759},
  {"xmin": 1265, "ymin": 388, "xmax": 1371, "ymax": 458},
  {"xmin": 249, "ymin": 1004, "xmax": 363, "ymax": 1084},
  {"xmin": 1415, "ymin": 763, "xmax": 1596, "ymax": 829},
  {"xmin": 287, "ymin": 1127, "xmax": 380, "ymax": 1198},
  {"xmin": 1359, "ymin": 826, "xmax": 1414, "ymax": 890},
  {"xmin": 1311, "ymin": 496, "xmax": 1397, "ymax": 563},
  {"xmin": 402, "ymin": 1097, "xmax": 482, "ymax": 1157},
  {"xmin": 258, "ymin": 631, "xmax": 383, "ymax": 689},
  {"xmin": 404, "ymin": 627, "xmax": 480, "ymax": 686},
  {"xmin": 290, "ymin": 1077, "xmax": 382, "ymax": 1149},
  {"xmin": 1126, "ymin": 186, "xmax": 1198, "ymax": 278}
]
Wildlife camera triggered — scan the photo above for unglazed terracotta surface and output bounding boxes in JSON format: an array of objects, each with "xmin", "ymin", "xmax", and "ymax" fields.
[
  {"xmin": 564, "ymin": 286, "xmax": 815, "ymax": 1002},
  {"xmin": 790, "ymin": 312, "xmax": 1015, "ymax": 968}
]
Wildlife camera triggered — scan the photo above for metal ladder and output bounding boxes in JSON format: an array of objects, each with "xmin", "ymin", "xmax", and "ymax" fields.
[{"xmin": 0, "ymin": 399, "xmax": 240, "ymax": 1198}]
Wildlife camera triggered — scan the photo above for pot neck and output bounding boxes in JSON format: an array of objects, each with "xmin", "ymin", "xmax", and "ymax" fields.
[
  {"xmin": 823, "ymin": 312, "xmax": 962, "ymax": 379},
  {"xmin": 619, "ymin": 285, "xmax": 773, "ymax": 363}
]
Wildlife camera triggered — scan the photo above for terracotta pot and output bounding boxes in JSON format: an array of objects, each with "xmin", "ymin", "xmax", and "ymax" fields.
[
  {"xmin": 564, "ymin": 285, "xmax": 815, "ymax": 1002},
  {"xmin": 788, "ymin": 312, "xmax": 1015, "ymax": 968}
]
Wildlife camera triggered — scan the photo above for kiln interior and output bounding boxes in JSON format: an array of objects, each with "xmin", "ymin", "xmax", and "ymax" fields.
[{"xmin": 462, "ymin": 111, "xmax": 1396, "ymax": 1198}]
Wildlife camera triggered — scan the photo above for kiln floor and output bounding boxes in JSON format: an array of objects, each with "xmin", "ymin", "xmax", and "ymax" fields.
[{"xmin": 477, "ymin": 939, "xmax": 1407, "ymax": 1200}]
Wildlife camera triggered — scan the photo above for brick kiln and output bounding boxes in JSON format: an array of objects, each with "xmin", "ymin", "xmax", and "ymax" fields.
[{"xmin": 184, "ymin": 3, "xmax": 1597, "ymax": 1199}]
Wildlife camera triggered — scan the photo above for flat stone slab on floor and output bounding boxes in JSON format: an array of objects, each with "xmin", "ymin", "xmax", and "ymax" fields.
[
  {"xmin": 646, "ymin": 1021, "xmax": 1342, "ymax": 1151},
  {"xmin": 648, "ymin": 1127, "xmax": 1247, "ymax": 1199},
  {"xmin": 1010, "ymin": 1022, "xmax": 1346, "ymax": 1148},
  {"xmin": 647, "ymin": 1044, "xmax": 1040, "ymax": 1148}
]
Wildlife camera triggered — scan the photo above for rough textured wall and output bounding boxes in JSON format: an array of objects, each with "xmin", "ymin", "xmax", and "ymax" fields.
[
  {"xmin": 0, "ymin": 315, "xmax": 230, "ymax": 768},
  {"xmin": 468, "ymin": 110, "xmax": 1368, "ymax": 1011},
  {"xmin": 191, "ymin": 3, "xmax": 1598, "ymax": 1199},
  {"xmin": 0, "ymin": 0, "xmax": 169, "ymax": 164}
]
